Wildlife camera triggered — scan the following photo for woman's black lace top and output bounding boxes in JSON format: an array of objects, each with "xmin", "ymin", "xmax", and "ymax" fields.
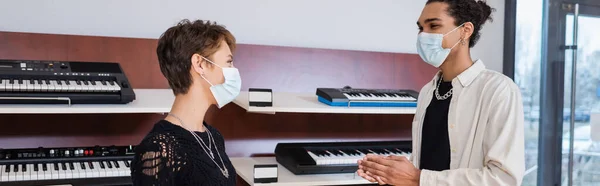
[{"xmin": 130, "ymin": 120, "xmax": 236, "ymax": 186}]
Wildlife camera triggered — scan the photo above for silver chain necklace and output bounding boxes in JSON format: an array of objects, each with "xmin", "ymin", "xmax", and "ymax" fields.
[
  {"xmin": 168, "ymin": 113, "xmax": 229, "ymax": 178},
  {"xmin": 435, "ymin": 75, "xmax": 453, "ymax": 100}
]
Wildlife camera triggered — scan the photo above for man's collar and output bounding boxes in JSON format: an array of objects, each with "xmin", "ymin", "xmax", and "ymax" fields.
[{"xmin": 433, "ymin": 59, "xmax": 486, "ymax": 87}]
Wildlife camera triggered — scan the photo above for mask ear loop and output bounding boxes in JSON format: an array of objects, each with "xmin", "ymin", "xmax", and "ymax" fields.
[
  {"xmin": 199, "ymin": 56, "xmax": 217, "ymax": 86},
  {"xmin": 200, "ymin": 56, "xmax": 224, "ymax": 69},
  {"xmin": 200, "ymin": 74, "xmax": 214, "ymax": 86},
  {"xmin": 449, "ymin": 38, "xmax": 462, "ymax": 50},
  {"xmin": 443, "ymin": 23, "xmax": 466, "ymax": 37},
  {"xmin": 444, "ymin": 23, "xmax": 466, "ymax": 50}
]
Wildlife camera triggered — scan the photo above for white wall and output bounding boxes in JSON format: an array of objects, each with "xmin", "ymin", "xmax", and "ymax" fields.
[{"xmin": 0, "ymin": 0, "xmax": 504, "ymax": 72}]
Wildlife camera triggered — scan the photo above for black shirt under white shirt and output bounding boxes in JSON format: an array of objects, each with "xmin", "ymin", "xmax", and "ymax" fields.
[{"xmin": 419, "ymin": 79, "xmax": 452, "ymax": 171}]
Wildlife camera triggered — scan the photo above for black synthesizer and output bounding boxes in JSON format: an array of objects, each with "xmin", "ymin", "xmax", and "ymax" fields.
[
  {"xmin": 0, "ymin": 145, "xmax": 135, "ymax": 186},
  {"xmin": 275, "ymin": 140, "xmax": 412, "ymax": 175},
  {"xmin": 0, "ymin": 59, "xmax": 135, "ymax": 105}
]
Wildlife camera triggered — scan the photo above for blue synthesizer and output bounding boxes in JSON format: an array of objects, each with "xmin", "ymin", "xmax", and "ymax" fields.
[{"xmin": 316, "ymin": 87, "xmax": 419, "ymax": 107}]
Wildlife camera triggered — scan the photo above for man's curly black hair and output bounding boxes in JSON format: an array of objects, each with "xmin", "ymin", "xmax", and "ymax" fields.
[{"xmin": 426, "ymin": 0, "xmax": 495, "ymax": 48}]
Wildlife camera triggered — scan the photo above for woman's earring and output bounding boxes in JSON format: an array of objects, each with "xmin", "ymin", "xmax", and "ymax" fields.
[{"xmin": 460, "ymin": 39, "xmax": 466, "ymax": 45}]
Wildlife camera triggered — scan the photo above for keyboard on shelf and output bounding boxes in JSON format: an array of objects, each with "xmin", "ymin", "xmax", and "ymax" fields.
[
  {"xmin": 275, "ymin": 141, "xmax": 412, "ymax": 175},
  {"xmin": 316, "ymin": 87, "xmax": 418, "ymax": 107},
  {"xmin": 0, "ymin": 145, "xmax": 135, "ymax": 186},
  {"xmin": 0, "ymin": 59, "xmax": 135, "ymax": 105}
]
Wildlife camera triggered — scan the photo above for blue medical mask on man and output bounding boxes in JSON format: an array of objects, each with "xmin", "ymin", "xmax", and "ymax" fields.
[
  {"xmin": 199, "ymin": 56, "xmax": 242, "ymax": 108},
  {"xmin": 416, "ymin": 23, "xmax": 465, "ymax": 68}
]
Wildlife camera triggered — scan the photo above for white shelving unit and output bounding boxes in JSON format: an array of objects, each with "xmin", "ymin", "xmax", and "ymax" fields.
[
  {"xmin": 232, "ymin": 91, "xmax": 417, "ymax": 114},
  {"xmin": 0, "ymin": 90, "xmax": 416, "ymax": 115},
  {"xmin": 0, "ymin": 88, "xmax": 412, "ymax": 185},
  {"xmin": 0, "ymin": 89, "xmax": 174, "ymax": 114},
  {"xmin": 230, "ymin": 157, "xmax": 370, "ymax": 186}
]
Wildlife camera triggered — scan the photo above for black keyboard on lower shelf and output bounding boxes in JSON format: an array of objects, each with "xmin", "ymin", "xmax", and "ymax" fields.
[
  {"xmin": 275, "ymin": 140, "xmax": 412, "ymax": 175},
  {"xmin": 0, "ymin": 145, "xmax": 136, "ymax": 186}
]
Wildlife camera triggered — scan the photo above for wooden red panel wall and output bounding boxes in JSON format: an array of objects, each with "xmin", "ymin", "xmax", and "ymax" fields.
[{"xmin": 0, "ymin": 31, "xmax": 437, "ymax": 158}]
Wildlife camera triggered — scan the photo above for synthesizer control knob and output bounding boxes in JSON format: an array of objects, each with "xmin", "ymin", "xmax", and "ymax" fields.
[
  {"xmin": 50, "ymin": 149, "xmax": 55, "ymax": 157},
  {"xmin": 60, "ymin": 63, "xmax": 68, "ymax": 69},
  {"xmin": 126, "ymin": 145, "xmax": 134, "ymax": 154},
  {"xmin": 65, "ymin": 150, "xmax": 70, "ymax": 157}
]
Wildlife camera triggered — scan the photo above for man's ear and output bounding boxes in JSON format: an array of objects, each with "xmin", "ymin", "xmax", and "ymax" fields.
[
  {"xmin": 191, "ymin": 53, "xmax": 204, "ymax": 75},
  {"xmin": 461, "ymin": 22, "xmax": 474, "ymax": 43}
]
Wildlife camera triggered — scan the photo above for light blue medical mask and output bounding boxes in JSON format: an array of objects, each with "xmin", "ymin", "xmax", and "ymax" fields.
[
  {"xmin": 416, "ymin": 23, "xmax": 465, "ymax": 68},
  {"xmin": 200, "ymin": 56, "xmax": 242, "ymax": 108}
]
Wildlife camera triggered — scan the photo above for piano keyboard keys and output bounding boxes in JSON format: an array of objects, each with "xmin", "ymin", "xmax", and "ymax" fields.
[
  {"xmin": 19, "ymin": 80, "xmax": 26, "ymax": 91},
  {"xmin": 7, "ymin": 165, "xmax": 13, "ymax": 181},
  {"xmin": 60, "ymin": 80, "xmax": 68, "ymax": 92},
  {"xmin": 0, "ymin": 160, "xmax": 131, "ymax": 183},
  {"xmin": 104, "ymin": 161, "xmax": 116, "ymax": 177},
  {"xmin": 33, "ymin": 80, "xmax": 41, "ymax": 91},
  {"xmin": 32, "ymin": 164, "xmax": 39, "ymax": 180},
  {"xmin": 90, "ymin": 162, "xmax": 100, "ymax": 178},
  {"xmin": 65, "ymin": 163, "xmax": 73, "ymax": 179},
  {"xmin": 58, "ymin": 163, "xmax": 66, "ymax": 179},
  {"xmin": 15, "ymin": 164, "xmax": 23, "ymax": 181},
  {"xmin": 48, "ymin": 163, "xmax": 57, "ymax": 180},
  {"xmin": 7, "ymin": 165, "xmax": 12, "ymax": 181},
  {"xmin": 117, "ymin": 161, "xmax": 129, "ymax": 176},
  {"xmin": 95, "ymin": 81, "xmax": 105, "ymax": 92},
  {"xmin": 25, "ymin": 164, "xmax": 33, "ymax": 181},
  {"xmin": 9, "ymin": 80, "xmax": 16, "ymax": 92},
  {"xmin": 24, "ymin": 80, "xmax": 32, "ymax": 92},
  {"xmin": 94, "ymin": 162, "xmax": 106, "ymax": 177},
  {"xmin": 72, "ymin": 162, "xmax": 81, "ymax": 179},
  {"xmin": 68, "ymin": 80, "xmax": 79, "ymax": 92},
  {"xmin": 343, "ymin": 92, "xmax": 417, "ymax": 101},
  {"xmin": 0, "ymin": 79, "xmax": 121, "ymax": 93},
  {"xmin": 0, "ymin": 165, "xmax": 7, "ymax": 182},
  {"xmin": 0, "ymin": 80, "xmax": 6, "ymax": 91},
  {"xmin": 307, "ymin": 148, "xmax": 411, "ymax": 165},
  {"xmin": 21, "ymin": 164, "xmax": 30, "ymax": 181}
]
